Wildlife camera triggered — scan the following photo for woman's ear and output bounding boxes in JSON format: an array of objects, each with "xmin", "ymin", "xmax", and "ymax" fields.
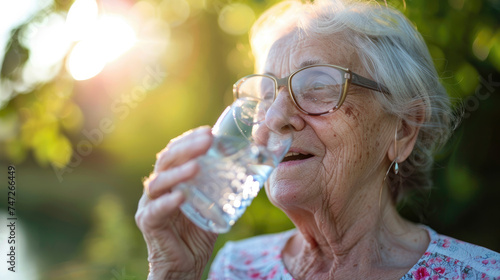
[{"xmin": 388, "ymin": 100, "xmax": 426, "ymax": 162}]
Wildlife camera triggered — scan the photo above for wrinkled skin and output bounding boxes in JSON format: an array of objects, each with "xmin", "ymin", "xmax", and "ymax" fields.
[
  {"xmin": 135, "ymin": 127, "xmax": 218, "ymax": 279},
  {"xmin": 260, "ymin": 31, "xmax": 429, "ymax": 279},
  {"xmin": 135, "ymin": 28, "xmax": 429, "ymax": 280}
]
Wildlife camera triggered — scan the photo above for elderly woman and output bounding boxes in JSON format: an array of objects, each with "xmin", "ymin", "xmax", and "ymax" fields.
[{"xmin": 135, "ymin": 0, "xmax": 500, "ymax": 279}]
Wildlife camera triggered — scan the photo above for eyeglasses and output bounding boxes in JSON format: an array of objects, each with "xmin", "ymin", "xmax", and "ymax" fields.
[{"xmin": 233, "ymin": 64, "xmax": 390, "ymax": 116}]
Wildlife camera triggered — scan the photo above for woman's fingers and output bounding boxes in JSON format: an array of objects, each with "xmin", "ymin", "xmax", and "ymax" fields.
[
  {"xmin": 135, "ymin": 127, "xmax": 220, "ymax": 279},
  {"xmin": 136, "ymin": 189, "xmax": 185, "ymax": 230},
  {"xmin": 155, "ymin": 127, "xmax": 212, "ymax": 173},
  {"xmin": 146, "ymin": 160, "xmax": 199, "ymax": 199},
  {"xmin": 137, "ymin": 127, "xmax": 211, "ymax": 230}
]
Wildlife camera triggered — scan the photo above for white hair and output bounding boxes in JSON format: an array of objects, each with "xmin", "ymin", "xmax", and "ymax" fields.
[{"xmin": 250, "ymin": 0, "xmax": 456, "ymax": 202}]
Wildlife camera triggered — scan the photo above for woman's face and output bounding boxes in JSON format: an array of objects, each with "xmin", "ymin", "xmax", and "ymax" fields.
[{"xmin": 263, "ymin": 31, "xmax": 397, "ymax": 213}]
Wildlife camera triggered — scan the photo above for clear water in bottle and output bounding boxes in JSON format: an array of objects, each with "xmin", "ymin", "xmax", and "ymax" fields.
[{"xmin": 178, "ymin": 135, "xmax": 280, "ymax": 233}]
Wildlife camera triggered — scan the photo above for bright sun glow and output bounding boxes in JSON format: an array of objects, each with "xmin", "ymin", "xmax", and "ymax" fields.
[
  {"xmin": 66, "ymin": 0, "xmax": 98, "ymax": 41},
  {"xmin": 66, "ymin": 40, "xmax": 106, "ymax": 81},
  {"xmin": 95, "ymin": 15, "xmax": 136, "ymax": 62},
  {"xmin": 65, "ymin": 0, "xmax": 137, "ymax": 80}
]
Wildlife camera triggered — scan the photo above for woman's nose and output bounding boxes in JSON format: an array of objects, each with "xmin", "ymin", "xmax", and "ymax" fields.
[{"xmin": 264, "ymin": 87, "xmax": 305, "ymax": 133}]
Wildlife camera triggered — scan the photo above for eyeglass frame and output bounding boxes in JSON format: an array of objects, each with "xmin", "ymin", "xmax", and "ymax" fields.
[{"xmin": 233, "ymin": 64, "xmax": 391, "ymax": 116}]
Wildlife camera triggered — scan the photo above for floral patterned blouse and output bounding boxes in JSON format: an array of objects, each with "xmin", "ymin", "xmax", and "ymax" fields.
[{"xmin": 209, "ymin": 226, "xmax": 500, "ymax": 279}]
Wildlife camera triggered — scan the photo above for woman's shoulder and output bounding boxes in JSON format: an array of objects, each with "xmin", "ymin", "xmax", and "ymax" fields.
[
  {"xmin": 401, "ymin": 226, "xmax": 500, "ymax": 280},
  {"xmin": 208, "ymin": 229, "xmax": 296, "ymax": 279}
]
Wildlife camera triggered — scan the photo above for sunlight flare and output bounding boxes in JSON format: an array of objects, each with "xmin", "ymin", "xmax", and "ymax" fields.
[
  {"xmin": 65, "ymin": 0, "xmax": 137, "ymax": 80},
  {"xmin": 66, "ymin": 0, "xmax": 99, "ymax": 41}
]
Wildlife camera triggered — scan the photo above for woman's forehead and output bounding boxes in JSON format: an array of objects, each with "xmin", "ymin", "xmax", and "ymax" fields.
[{"xmin": 261, "ymin": 30, "xmax": 359, "ymax": 77}]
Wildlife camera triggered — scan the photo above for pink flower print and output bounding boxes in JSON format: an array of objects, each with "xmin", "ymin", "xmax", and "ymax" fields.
[
  {"xmin": 250, "ymin": 272, "xmax": 260, "ymax": 279},
  {"xmin": 427, "ymin": 257, "xmax": 444, "ymax": 265},
  {"xmin": 446, "ymin": 257, "xmax": 452, "ymax": 262},
  {"xmin": 434, "ymin": 267, "xmax": 446, "ymax": 274},
  {"xmin": 482, "ymin": 258, "xmax": 498, "ymax": 266},
  {"xmin": 431, "ymin": 276, "xmax": 440, "ymax": 280},
  {"xmin": 413, "ymin": 267, "xmax": 430, "ymax": 280},
  {"xmin": 269, "ymin": 265, "xmax": 278, "ymax": 278},
  {"xmin": 424, "ymin": 252, "xmax": 431, "ymax": 256},
  {"xmin": 442, "ymin": 239, "xmax": 451, "ymax": 248}
]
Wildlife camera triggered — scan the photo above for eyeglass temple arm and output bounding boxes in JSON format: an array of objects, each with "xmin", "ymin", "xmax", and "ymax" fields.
[{"xmin": 350, "ymin": 73, "xmax": 391, "ymax": 95}]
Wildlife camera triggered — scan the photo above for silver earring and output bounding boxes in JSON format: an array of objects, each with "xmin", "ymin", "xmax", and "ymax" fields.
[{"xmin": 393, "ymin": 125, "xmax": 399, "ymax": 175}]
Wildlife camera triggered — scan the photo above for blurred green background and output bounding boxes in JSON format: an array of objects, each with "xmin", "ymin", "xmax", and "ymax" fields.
[{"xmin": 0, "ymin": 0, "xmax": 499, "ymax": 279}]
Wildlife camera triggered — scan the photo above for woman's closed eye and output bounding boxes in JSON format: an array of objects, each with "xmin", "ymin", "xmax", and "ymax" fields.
[
  {"xmin": 300, "ymin": 89, "xmax": 337, "ymax": 105},
  {"xmin": 311, "ymin": 81, "xmax": 328, "ymax": 91}
]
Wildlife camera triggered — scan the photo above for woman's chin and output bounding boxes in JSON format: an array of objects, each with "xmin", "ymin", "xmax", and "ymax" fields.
[{"xmin": 266, "ymin": 180, "xmax": 312, "ymax": 209}]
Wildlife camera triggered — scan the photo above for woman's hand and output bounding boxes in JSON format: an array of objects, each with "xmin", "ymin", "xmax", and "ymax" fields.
[{"xmin": 135, "ymin": 126, "xmax": 218, "ymax": 280}]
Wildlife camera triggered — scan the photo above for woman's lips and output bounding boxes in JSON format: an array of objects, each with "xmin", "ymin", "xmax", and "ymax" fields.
[{"xmin": 281, "ymin": 151, "xmax": 314, "ymax": 162}]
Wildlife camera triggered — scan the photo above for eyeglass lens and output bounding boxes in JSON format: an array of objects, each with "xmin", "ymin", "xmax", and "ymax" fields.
[{"xmin": 237, "ymin": 66, "xmax": 344, "ymax": 115}]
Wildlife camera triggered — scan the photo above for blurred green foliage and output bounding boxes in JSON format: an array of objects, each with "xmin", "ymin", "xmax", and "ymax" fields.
[{"xmin": 0, "ymin": 0, "xmax": 499, "ymax": 279}]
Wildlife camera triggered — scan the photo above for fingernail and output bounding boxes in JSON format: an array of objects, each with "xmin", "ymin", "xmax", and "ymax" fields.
[
  {"xmin": 195, "ymin": 133, "xmax": 210, "ymax": 143},
  {"xmin": 198, "ymin": 126, "xmax": 214, "ymax": 135}
]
